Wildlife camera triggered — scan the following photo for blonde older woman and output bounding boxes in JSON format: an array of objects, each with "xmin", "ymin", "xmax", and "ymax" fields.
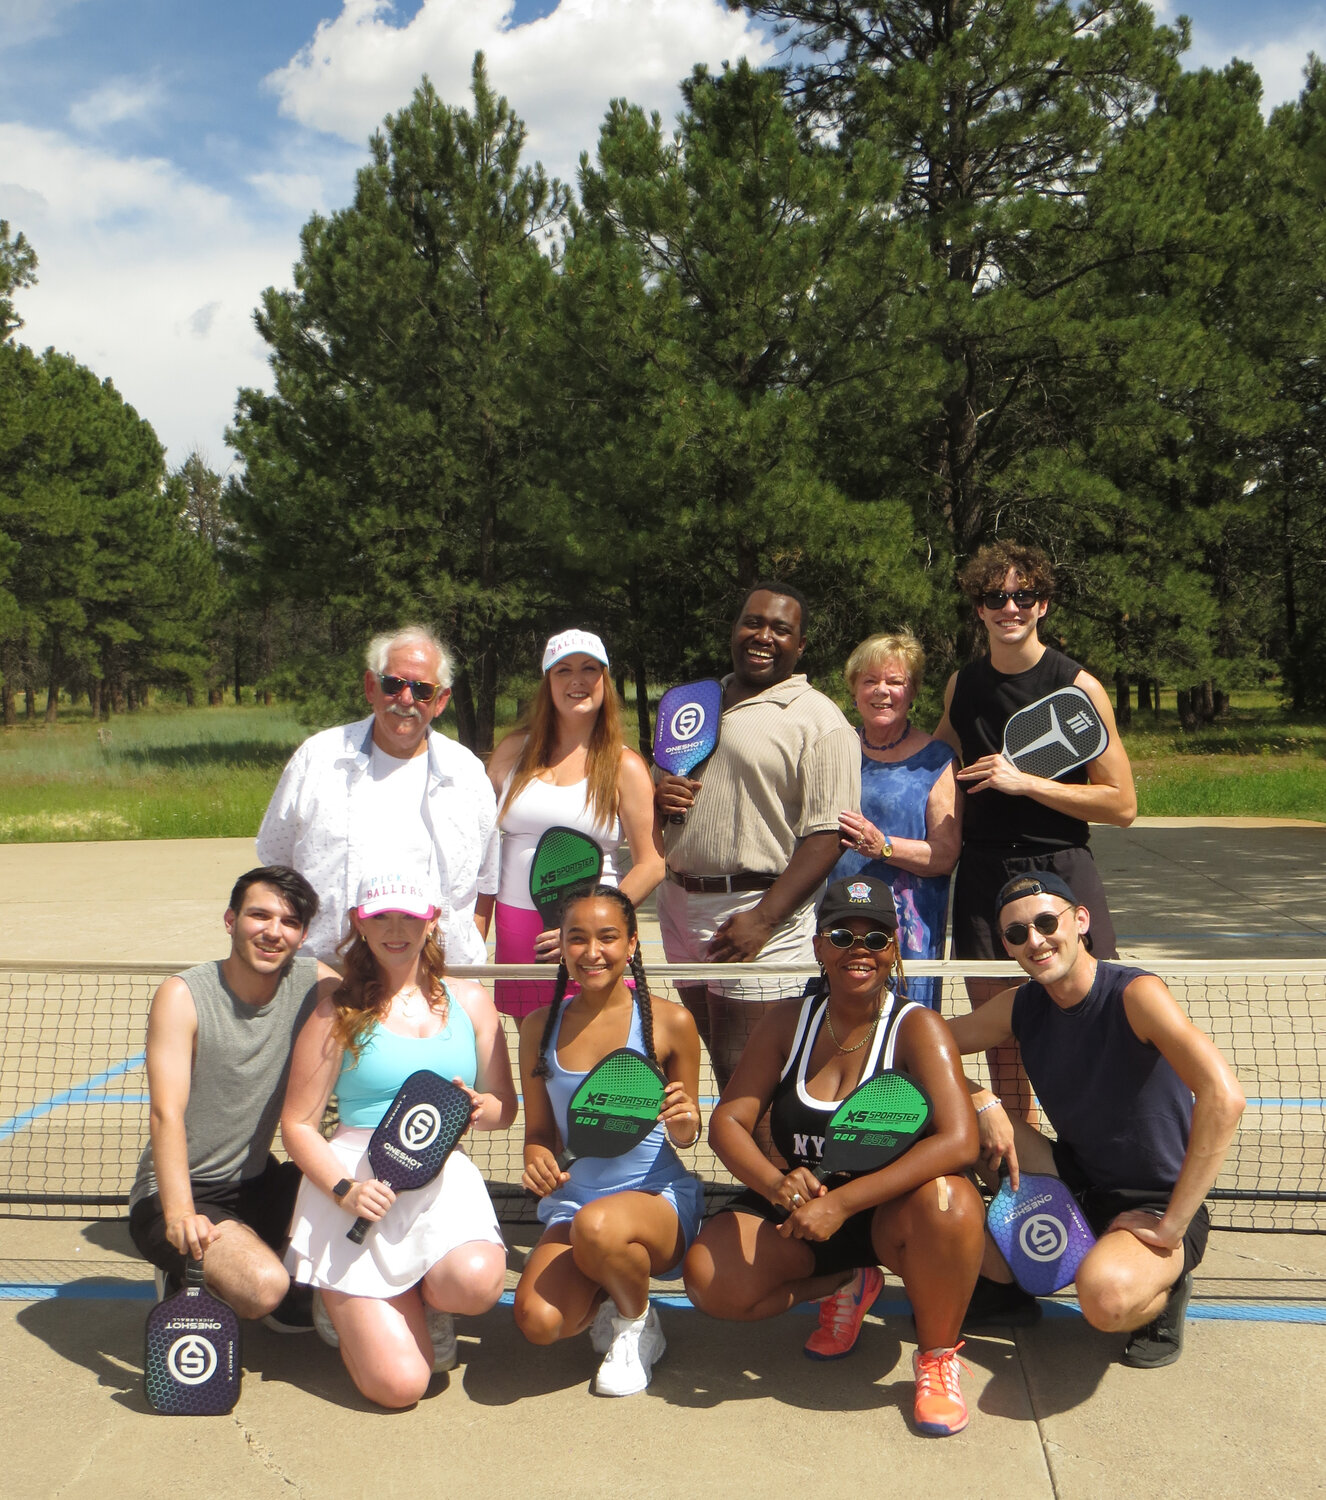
[{"xmin": 833, "ymin": 632, "xmax": 960, "ymax": 1009}]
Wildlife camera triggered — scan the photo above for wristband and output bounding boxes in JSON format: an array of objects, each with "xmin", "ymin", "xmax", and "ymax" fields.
[{"xmin": 975, "ymin": 1098, "xmax": 1002, "ymax": 1116}]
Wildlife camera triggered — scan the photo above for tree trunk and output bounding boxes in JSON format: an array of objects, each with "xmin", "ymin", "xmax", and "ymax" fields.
[
  {"xmin": 234, "ymin": 634, "xmax": 242, "ymax": 704},
  {"xmin": 477, "ymin": 645, "xmax": 497, "ymax": 755},
  {"xmin": 1113, "ymin": 670, "xmax": 1131, "ymax": 728},
  {"xmin": 1200, "ymin": 679, "xmax": 1215, "ymax": 723},
  {"xmin": 24, "ymin": 686, "xmax": 34, "ymax": 719},
  {"xmin": 451, "ymin": 664, "xmax": 478, "ymax": 750},
  {"xmin": 633, "ymin": 653, "xmax": 651, "ymax": 758},
  {"xmin": 1178, "ymin": 687, "xmax": 1198, "ymax": 731},
  {"xmin": 208, "ymin": 686, "xmax": 223, "ymax": 706},
  {"xmin": 2, "ymin": 682, "xmax": 14, "ymax": 728},
  {"xmin": 89, "ymin": 679, "xmax": 101, "ymax": 719},
  {"xmin": 184, "ymin": 684, "xmax": 196, "ymax": 707}
]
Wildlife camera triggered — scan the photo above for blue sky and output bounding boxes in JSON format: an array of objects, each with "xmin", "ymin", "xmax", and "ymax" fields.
[{"xmin": 1, "ymin": 0, "xmax": 1322, "ymax": 471}]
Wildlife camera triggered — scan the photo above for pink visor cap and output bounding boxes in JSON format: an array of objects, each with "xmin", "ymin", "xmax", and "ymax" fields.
[{"xmin": 355, "ymin": 871, "xmax": 441, "ymax": 921}]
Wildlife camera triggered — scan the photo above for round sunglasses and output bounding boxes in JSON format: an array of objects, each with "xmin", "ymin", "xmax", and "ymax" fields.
[
  {"xmin": 821, "ymin": 928, "xmax": 895, "ymax": 951},
  {"xmin": 1000, "ymin": 905, "xmax": 1077, "ymax": 946}
]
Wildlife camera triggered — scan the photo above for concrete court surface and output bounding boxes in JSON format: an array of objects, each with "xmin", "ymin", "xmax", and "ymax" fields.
[
  {"xmin": 1, "ymin": 821, "xmax": 1324, "ymax": 1498},
  {"xmin": 3, "ymin": 816, "xmax": 1326, "ymax": 966}
]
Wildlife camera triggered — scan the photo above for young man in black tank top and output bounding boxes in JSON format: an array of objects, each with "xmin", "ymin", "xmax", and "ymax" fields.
[
  {"xmin": 948, "ymin": 873, "xmax": 1244, "ymax": 1367},
  {"xmin": 935, "ymin": 541, "xmax": 1137, "ymax": 1117}
]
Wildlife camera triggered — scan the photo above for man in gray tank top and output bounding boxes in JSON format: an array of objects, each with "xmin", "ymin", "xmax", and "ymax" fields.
[
  {"xmin": 948, "ymin": 872, "xmax": 1245, "ymax": 1369},
  {"xmin": 128, "ymin": 866, "xmax": 336, "ymax": 1324}
]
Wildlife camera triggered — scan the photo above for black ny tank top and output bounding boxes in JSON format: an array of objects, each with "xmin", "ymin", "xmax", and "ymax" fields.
[{"xmin": 768, "ymin": 989, "xmax": 920, "ymax": 1172}]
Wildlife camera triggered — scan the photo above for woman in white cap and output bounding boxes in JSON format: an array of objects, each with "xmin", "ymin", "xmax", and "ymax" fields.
[
  {"xmin": 486, "ymin": 629, "xmax": 664, "ymax": 1017},
  {"xmin": 281, "ymin": 869, "xmax": 517, "ymax": 1408}
]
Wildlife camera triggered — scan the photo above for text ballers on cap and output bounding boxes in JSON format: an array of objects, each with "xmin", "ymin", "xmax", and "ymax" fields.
[{"xmin": 361, "ymin": 878, "xmax": 430, "ymax": 904}]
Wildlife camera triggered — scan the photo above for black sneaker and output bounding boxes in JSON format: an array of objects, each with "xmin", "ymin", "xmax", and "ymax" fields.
[
  {"xmin": 1121, "ymin": 1272, "xmax": 1191, "ymax": 1369},
  {"xmin": 961, "ymin": 1275, "xmax": 1041, "ymax": 1331},
  {"xmin": 261, "ymin": 1282, "xmax": 316, "ymax": 1333}
]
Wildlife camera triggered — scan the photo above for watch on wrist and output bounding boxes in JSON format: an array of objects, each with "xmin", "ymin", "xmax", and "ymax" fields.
[{"xmin": 331, "ymin": 1177, "xmax": 353, "ymax": 1202}]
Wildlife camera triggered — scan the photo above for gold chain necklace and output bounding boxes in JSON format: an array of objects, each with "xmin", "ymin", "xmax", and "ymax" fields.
[{"xmin": 824, "ymin": 1005, "xmax": 880, "ymax": 1054}]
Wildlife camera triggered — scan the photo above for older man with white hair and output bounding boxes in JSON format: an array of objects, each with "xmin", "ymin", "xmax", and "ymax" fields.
[{"xmin": 257, "ymin": 625, "xmax": 498, "ymax": 966}]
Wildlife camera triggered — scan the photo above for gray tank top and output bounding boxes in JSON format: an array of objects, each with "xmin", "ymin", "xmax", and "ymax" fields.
[{"xmin": 130, "ymin": 956, "xmax": 320, "ymax": 1207}]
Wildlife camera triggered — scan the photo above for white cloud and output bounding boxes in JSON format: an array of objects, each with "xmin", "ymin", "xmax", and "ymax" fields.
[
  {"xmin": 0, "ymin": 0, "xmax": 89, "ymax": 51},
  {"xmin": 1165, "ymin": 5, "xmax": 1325, "ymax": 112},
  {"xmin": 266, "ymin": 0, "xmax": 775, "ymax": 185},
  {"xmin": 0, "ymin": 122, "xmax": 298, "ymax": 468},
  {"xmin": 68, "ymin": 75, "xmax": 165, "ymax": 134}
]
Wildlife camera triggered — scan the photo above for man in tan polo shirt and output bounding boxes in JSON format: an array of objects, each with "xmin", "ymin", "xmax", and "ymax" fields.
[{"xmin": 654, "ymin": 582, "xmax": 860, "ymax": 1088}]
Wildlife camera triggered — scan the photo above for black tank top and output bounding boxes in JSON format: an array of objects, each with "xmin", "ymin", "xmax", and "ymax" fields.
[
  {"xmin": 949, "ymin": 647, "xmax": 1089, "ymax": 850},
  {"xmin": 768, "ymin": 988, "xmax": 920, "ymax": 1172},
  {"xmin": 1012, "ymin": 962, "xmax": 1193, "ymax": 1194}
]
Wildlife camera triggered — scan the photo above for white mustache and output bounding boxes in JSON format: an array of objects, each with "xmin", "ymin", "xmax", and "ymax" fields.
[{"xmin": 387, "ymin": 705, "xmax": 421, "ymax": 721}]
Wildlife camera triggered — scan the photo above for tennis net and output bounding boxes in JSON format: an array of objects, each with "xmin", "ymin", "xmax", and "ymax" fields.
[{"xmin": 1, "ymin": 960, "xmax": 1321, "ymax": 1232}]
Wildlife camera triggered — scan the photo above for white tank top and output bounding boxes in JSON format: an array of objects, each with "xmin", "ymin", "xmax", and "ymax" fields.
[{"xmin": 497, "ymin": 774, "xmax": 622, "ymax": 908}]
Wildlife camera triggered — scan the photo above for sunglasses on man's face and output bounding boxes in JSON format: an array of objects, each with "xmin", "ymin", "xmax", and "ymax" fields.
[
  {"xmin": 1000, "ymin": 905, "xmax": 1076, "ymax": 946},
  {"xmin": 822, "ymin": 928, "xmax": 894, "ymax": 951},
  {"xmin": 378, "ymin": 673, "xmax": 441, "ymax": 703},
  {"xmin": 981, "ymin": 588, "xmax": 1043, "ymax": 611}
]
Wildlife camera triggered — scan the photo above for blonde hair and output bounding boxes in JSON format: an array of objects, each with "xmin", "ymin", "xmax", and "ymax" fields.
[
  {"xmin": 844, "ymin": 631, "xmax": 925, "ymax": 696},
  {"xmin": 499, "ymin": 667, "xmax": 625, "ymax": 832}
]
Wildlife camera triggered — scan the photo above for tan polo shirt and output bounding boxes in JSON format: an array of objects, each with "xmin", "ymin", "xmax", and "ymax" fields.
[{"xmin": 662, "ymin": 673, "xmax": 859, "ymax": 877}]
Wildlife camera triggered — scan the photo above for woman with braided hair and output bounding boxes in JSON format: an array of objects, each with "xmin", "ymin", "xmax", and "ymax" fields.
[{"xmin": 513, "ymin": 885, "xmax": 704, "ymax": 1397}]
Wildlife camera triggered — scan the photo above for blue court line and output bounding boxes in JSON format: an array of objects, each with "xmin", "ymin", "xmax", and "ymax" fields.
[
  {"xmin": 0, "ymin": 1055, "xmax": 146, "ymax": 1142},
  {"xmin": 4, "ymin": 1284, "xmax": 1323, "ymax": 1324}
]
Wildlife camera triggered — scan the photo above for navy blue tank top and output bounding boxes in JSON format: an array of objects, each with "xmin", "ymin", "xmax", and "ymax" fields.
[
  {"xmin": 768, "ymin": 988, "xmax": 919, "ymax": 1172},
  {"xmin": 949, "ymin": 647, "xmax": 1089, "ymax": 850},
  {"xmin": 1012, "ymin": 962, "xmax": 1192, "ymax": 1194}
]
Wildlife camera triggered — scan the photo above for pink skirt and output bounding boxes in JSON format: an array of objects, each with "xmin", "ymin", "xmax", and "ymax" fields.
[{"xmin": 493, "ymin": 901, "xmax": 567, "ymax": 1019}]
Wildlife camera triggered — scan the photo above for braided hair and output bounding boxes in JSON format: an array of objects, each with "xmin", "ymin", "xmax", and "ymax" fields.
[{"xmin": 531, "ymin": 884, "xmax": 657, "ymax": 1079}]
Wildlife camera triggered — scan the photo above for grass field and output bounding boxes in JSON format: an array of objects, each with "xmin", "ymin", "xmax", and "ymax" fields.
[{"xmin": 0, "ymin": 688, "xmax": 1322, "ymax": 842}]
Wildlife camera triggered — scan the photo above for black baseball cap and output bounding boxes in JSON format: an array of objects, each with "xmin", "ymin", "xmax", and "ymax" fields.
[
  {"xmin": 816, "ymin": 875, "xmax": 899, "ymax": 933},
  {"xmin": 995, "ymin": 871, "xmax": 1078, "ymax": 918}
]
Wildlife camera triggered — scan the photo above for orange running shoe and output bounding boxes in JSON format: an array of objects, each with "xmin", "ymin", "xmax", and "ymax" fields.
[
  {"xmin": 912, "ymin": 1342, "xmax": 971, "ymax": 1436},
  {"xmin": 804, "ymin": 1266, "xmax": 884, "ymax": 1361}
]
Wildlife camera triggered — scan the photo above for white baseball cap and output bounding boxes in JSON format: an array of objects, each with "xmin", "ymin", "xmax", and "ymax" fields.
[
  {"xmin": 541, "ymin": 629, "xmax": 609, "ymax": 673},
  {"xmin": 355, "ymin": 870, "xmax": 441, "ymax": 920}
]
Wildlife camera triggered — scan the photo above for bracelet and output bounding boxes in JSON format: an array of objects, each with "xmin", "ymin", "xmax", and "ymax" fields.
[
  {"xmin": 975, "ymin": 1098, "xmax": 1002, "ymax": 1115},
  {"xmin": 668, "ymin": 1128, "xmax": 700, "ymax": 1149}
]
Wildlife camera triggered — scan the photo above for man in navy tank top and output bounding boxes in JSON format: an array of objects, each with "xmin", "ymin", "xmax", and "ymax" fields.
[
  {"xmin": 936, "ymin": 541, "xmax": 1137, "ymax": 1118},
  {"xmin": 948, "ymin": 872, "xmax": 1244, "ymax": 1367}
]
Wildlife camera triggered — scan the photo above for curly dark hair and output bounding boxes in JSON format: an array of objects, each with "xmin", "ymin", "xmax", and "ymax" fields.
[
  {"xmin": 957, "ymin": 541, "xmax": 1054, "ymax": 604},
  {"xmin": 330, "ymin": 920, "xmax": 448, "ymax": 1061},
  {"xmin": 531, "ymin": 885, "xmax": 657, "ymax": 1080}
]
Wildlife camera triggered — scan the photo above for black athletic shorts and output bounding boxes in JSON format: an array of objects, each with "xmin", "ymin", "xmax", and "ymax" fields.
[
  {"xmin": 951, "ymin": 843, "xmax": 1119, "ymax": 961},
  {"xmin": 1051, "ymin": 1138, "xmax": 1209, "ymax": 1279},
  {"xmin": 717, "ymin": 1187, "xmax": 881, "ymax": 1279},
  {"xmin": 128, "ymin": 1155, "xmax": 301, "ymax": 1288}
]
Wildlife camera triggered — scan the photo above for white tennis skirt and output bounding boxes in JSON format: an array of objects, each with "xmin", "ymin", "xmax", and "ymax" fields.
[{"xmin": 285, "ymin": 1127, "xmax": 504, "ymax": 1299}]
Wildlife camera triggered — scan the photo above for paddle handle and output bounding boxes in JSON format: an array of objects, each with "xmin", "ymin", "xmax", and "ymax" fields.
[{"xmin": 346, "ymin": 1215, "xmax": 371, "ymax": 1245}]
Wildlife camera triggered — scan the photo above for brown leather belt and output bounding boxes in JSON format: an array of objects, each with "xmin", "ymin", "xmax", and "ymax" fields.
[{"xmin": 666, "ymin": 868, "xmax": 778, "ymax": 895}]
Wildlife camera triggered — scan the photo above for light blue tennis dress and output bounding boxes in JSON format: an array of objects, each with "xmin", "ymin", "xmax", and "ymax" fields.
[{"xmin": 538, "ymin": 1002, "xmax": 704, "ymax": 1276}]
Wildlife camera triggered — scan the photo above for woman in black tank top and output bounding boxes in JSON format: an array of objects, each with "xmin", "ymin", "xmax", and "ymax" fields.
[{"xmin": 683, "ymin": 877, "xmax": 987, "ymax": 1437}]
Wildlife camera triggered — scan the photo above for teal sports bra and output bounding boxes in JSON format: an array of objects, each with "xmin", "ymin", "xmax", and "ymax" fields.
[{"xmin": 336, "ymin": 986, "xmax": 478, "ymax": 1128}]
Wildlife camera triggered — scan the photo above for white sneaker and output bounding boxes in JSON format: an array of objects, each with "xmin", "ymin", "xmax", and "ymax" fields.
[
  {"xmin": 427, "ymin": 1309, "xmax": 458, "ymax": 1372},
  {"xmin": 590, "ymin": 1298, "xmax": 619, "ymax": 1354},
  {"xmin": 312, "ymin": 1289, "xmax": 339, "ymax": 1348},
  {"xmin": 594, "ymin": 1305, "xmax": 666, "ymax": 1397}
]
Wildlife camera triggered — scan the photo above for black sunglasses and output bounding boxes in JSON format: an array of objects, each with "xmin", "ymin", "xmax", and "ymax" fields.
[
  {"xmin": 822, "ymin": 928, "xmax": 894, "ymax": 951},
  {"xmin": 1001, "ymin": 905, "xmax": 1076, "ymax": 946},
  {"xmin": 981, "ymin": 588, "xmax": 1043, "ymax": 611},
  {"xmin": 378, "ymin": 673, "xmax": 441, "ymax": 703}
]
